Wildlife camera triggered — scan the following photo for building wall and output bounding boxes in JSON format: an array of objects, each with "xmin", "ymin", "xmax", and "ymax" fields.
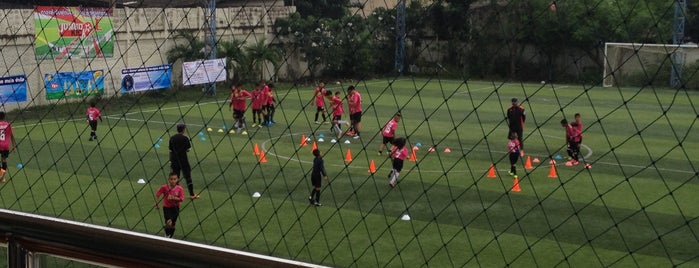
[{"xmin": 0, "ymin": 3, "xmax": 295, "ymax": 110}]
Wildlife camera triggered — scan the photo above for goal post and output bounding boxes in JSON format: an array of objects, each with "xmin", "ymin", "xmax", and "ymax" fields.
[{"xmin": 602, "ymin": 42, "xmax": 699, "ymax": 87}]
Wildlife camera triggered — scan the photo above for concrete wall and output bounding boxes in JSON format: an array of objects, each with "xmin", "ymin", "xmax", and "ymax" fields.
[{"xmin": 0, "ymin": 3, "xmax": 295, "ymax": 110}]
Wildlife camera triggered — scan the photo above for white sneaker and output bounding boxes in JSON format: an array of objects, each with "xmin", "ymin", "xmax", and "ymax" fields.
[{"xmin": 353, "ymin": 135, "xmax": 360, "ymax": 139}]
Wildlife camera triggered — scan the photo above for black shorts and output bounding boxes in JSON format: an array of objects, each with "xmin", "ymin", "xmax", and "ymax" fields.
[
  {"xmin": 332, "ymin": 115, "xmax": 341, "ymax": 121},
  {"xmin": 350, "ymin": 112, "xmax": 362, "ymax": 123},
  {"xmin": 253, "ymin": 109, "xmax": 262, "ymax": 114},
  {"xmin": 311, "ymin": 173, "xmax": 322, "ymax": 188},
  {"xmin": 316, "ymin": 106, "xmax": 325, "ymax": 112},
  {"xmin": 233, "ymin": 109, "xmax": 245, "ymax": 119},
  {"xmin": 163, "ymin": 206, "xmax": 180, "ymax": 224},
  {"xmin": 89, "ymin": 120, "xmax": 98, "ymax": 131},
  {"xmin": 0, "ymin": 150, "xmax": 8, "ymax": 158},
  {"xmin": 392, "ymin": 158, "xmax": 404, "ymax": 172},
  {"xmin": 509, "ymin": 152, "xmax": 519, "ymax": 165},
  {"xmin": 382, "ymin": 136, "xmax": 394, "ymax": 145}
]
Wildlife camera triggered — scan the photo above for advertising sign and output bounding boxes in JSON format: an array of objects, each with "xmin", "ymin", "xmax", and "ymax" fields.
[
  {"xmin": 44, "ymin": 70, "xmax": 104, "ymax": 99},
  {"xmin": 0, "ymin": 75, "xmax": 28, "ymax": 104},
  {"xmin": 34, "ymin": 6, "xmax": 114, "ymax": 59},
  {"xmin": 182, "ymin": 58, "xmax": 226, "ymax": 86},
  {"xmin": 121, "ymin": 64, "xmax": 172, "ymax": 93}
]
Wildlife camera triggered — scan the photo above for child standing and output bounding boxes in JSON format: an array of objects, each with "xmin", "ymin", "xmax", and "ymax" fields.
[
  {"xmin": 379, "ymin": 113, "xmax": 401, "ymax": 155},
  {"xmin": 561, "ymin": 119, "xmax": 582, "ymax": 166},
  {"xmin": 155, "ymin": 172, "xmax": 185, "ymax": 238},
  {"xmin": 313, "ymin": 81, "xmax": 327, "ymax": 124},
  {"xmin": 507, "ymin": 131, "xmax": 521, "ymax": 176},
  {"xmin": 388, "ymin": 137, "xmax": 409, "ymax": 188},
  {"xmin": 309, "ymin": 149, "xmax": 328, "ymax": 206},
  {"xmin": 86, "ymin": 101, "xmax": 102, "ymax": 141},
  {"xmin": 0, "ymin": 112, "xmax": 16, "ymax": 182},
  {"xmin": 574, "ymin": 113, "xmax": 583, "ymax": 143}
]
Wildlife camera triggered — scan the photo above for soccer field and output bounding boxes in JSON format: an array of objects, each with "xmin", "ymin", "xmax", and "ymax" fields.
[{"xmin": 2, "ymin": 78, "xmax": 698, "ymax": 267}]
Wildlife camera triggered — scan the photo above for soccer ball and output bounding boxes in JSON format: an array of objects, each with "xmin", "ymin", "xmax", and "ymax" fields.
[{"xmin": 335, "ymin": 81, "xmax": 341, "ymax": 85}]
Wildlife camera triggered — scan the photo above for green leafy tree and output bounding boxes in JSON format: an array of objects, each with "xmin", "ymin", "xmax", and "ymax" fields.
[
  {"xmin": 166, "ymin": 30, "xmax": 205, "ymax": 63},
  {"xmin": 243, "ymin": 38, "xmax": 281, "ymax": 81},
  {"xmin": 217, "ymin": 39, "xmax": 246, "ymax": 82}
]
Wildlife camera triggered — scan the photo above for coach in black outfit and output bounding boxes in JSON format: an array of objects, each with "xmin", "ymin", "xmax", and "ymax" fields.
[
  {"xmin": 169, "ymin": 123, "xmax": 199, "ymax": 199},
  {"xmin": 507, "ymin": 98, "xmax": 526, "ymax": 152}
]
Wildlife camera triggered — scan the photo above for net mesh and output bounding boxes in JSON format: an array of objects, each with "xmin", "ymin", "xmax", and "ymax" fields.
[{"xmin": 0, "ymin": 0, "xmax": 698, "ymax": 267}]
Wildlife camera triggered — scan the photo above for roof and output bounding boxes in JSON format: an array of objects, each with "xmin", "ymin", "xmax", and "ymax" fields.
[{"xmin": 0, "ymin": 0, "xmax": 265, "ymax": 8}]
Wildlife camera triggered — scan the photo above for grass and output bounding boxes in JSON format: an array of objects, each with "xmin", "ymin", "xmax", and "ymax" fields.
[{"xmin": 1, "ymin": 78, "xmax": 698, "ymax": 267}]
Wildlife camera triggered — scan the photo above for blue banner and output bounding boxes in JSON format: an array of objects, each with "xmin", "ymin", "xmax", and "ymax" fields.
[
  {"xmin": 0, "ymin": 75, "xmax": 28, "ymax": 104},
  {"xmin": 44, "ymin": 70, "xmax": 104, "ymax": 100},
  {"xmin": 120, "ymin": 64, "xmax": 172, "ymax": 93}
]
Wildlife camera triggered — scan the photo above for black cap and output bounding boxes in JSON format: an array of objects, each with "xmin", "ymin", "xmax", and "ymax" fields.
[
  {"xmin": 176, "ymin": 123, "xmax": 186, "ymax": 132},
  {"xmin": 511, "ymin": 98, "xmax": 518, "ymax": 103}
]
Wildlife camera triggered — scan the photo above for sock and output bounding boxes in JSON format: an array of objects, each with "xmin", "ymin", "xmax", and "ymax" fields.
[
  {"xmin": 2, "ymin": 162, "xmax": 7, "ymax": 171},
  {"xmin": 309, "ymin": 189, "xmax": 315, "ymax": 200},
  {"xmin": 315, "ymin": 113, "xmax": 319, "ymax": 122},
  {"xmin": 390, "ymin": 171, "xmax": 399, "ymax": 184},
  {"xmin": 314, "ymin": 189, "xmax": 320, "ymax": 202},
  {"xmin": 511, "ymin": 166, "xmax": 516, "ymax": 175},
  {"xmin": 264, "ymin": 115, "xmax": 269, "ymax": 124},
  {"xmin": 322, "ymin": 113, "xmax": 327, "ymax": 121}
]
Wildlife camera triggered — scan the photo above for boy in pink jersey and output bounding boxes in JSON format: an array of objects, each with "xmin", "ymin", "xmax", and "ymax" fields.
[
  {"xmin": 388, "ymin": 137, "xmax": 409, "ymax": 188},
  {"xmin": 379, "ymin": 113, "xmax": 401, "ymax": 155},
  {"xmin": 574, "ymin": 113, "xmax": 583, "ymax": 143},
  {"xmin": 155, "ymin": 172, "xmax": 185, "ymax": 238},
  {"xmin": 229, "ymin": 83, "xmax": 252, "ymax": 135},
  {"xmin": 86, "ymin": 101, "xmax": 102, "ymax": 141},
  {"xmin": 261, "ymin": 82, "xmax": 276, "ymax": 126},
  {"xmin": 347, "ymin": 86, "xmax": 362, "ymax": 139},
  {"xmin": 313, "ymin": 81, "xmax": 327, "ymax": 124},
  {"xmin": 0, "ymin": 112, "xmax": 16, "ymax": 182},
  {"xmin": 250, "ymin": 85, "xmax": 264, "ymax": 127},
  {"xmin": 561, "ymin": 119, "xmax": 582, "ymax": 166},
  {"xmin": 507, "ymin": 131, "xmax": 521, "ymax": 176}
]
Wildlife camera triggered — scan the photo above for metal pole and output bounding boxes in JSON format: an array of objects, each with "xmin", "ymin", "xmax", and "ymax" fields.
[
  {"xmin": 395, "ymin": 0, "xmax": 406, "ymax": 75},
  {"xmin": 206, "ymin": 0, "xmax": 217, "ymax": 95},
  {"xmin": 670, "ymin": 0, "xmax": 686, "ymax": 88}
]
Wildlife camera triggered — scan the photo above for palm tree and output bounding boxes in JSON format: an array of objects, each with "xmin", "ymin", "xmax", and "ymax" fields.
[
  {"xmin": 244, "ymin": 38, "xmax": 281, "ymax": 82},
  {"xmin": 166, "ymin": 30, "xmax": 206, "ymax": 63},
  {"xmin": 216, "ymin": 39, "xmax": 246, "ymax": 82}
]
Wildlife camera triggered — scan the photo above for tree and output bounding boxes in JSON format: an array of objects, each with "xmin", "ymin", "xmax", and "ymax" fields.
[
  {"xmin": 243, "ymin": 38, "xmax": 281, "ymax": 82},
  {"xmin": 217, "ymin": 39, "xmax": 246, "ymax": 82},
  {"xmin": 166, "ymin": 30, "xmax": 205, "ymax": 63}
]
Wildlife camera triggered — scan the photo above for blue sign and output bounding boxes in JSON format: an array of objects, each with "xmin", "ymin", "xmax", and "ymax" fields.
[
  {"xmin": 0, "ymin": 75, "xmax": 28, "ymax": 103},
  {"xmin": 120, "ymin": 64, "xmax": 172, "ymax": 93}
]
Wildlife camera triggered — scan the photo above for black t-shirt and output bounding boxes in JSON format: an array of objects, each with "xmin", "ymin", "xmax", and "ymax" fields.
[
  {"xmin": 507, "ymin": 105, "xmax": 526, "ymax": 131},
  {"xmin": 169, "ymin": 133, "xmax": 191, "ymax": 161}
]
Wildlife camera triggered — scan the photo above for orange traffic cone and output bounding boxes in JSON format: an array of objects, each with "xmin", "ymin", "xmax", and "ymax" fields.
[
  {"xmin": 547, "ymin": 164, "xmax": 557, "ymax": 178},
  {"xmin": 409, "ymin": 148, "xmax": 417, "ymax": 162},
  {"xmin": 259, "ymin": 151, "xmax": 267, "ymax": 163},
  {"xmin": 524, "ymin": 156, "xmax": 533, "ymax": 169},
  {"xmin": 312, "ymin": 141, "xmax": 318, "ymax": 152},
  {"xmin": 511, "ymin": 176, "xmax": 521, "ymax": 192},
  {"xmin": 300, "ymin": 135, "xmax": 307, "ymax": 146},
  {"xmin": 253, "ymin": 143, "xmax": 260, "ymax": 155},
  {"xmin": 487, "ymin": 164, "xmax": 497, "ymax": 178},
  {"xmin": 345, "ymin": 149, "xmax": 353, "ymax": 162},
  {"xmin": 368, "ymin": 160, "xmax": 376, "ymax": 174}
]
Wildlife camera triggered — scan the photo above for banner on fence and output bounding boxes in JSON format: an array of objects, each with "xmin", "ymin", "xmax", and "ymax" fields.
[
  {"xmin": 44, "ymin": 70, "xmax": 104, "ymax": 100},
  {"xmin": 121, "ymin": 64, "xmax": 173, "ymax": 93},
  {"xmin": 34, "ymin": 6, "xmax": 114, "ymax": 59},
  {"xmin": 182, "ymin": 58, "xmax": 226, "ymax": 86},
  {"xmin": 0, "ymin": 75, "xmax": 28, "ymax": 104}
]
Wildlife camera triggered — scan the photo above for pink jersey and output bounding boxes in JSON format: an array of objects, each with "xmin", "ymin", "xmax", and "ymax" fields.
[
  {"xmin": 314, "ymin": 86, "xmax": 326, "ymax": 107},
  {"xmin": 331, "ymin": 96, "xmax": 343, "ymax": 116},
  {"xmin": 392, "ymin": 147, "xmax": 409, "ymax": 160},
  {"xmin": 508, "ymin": 139, "xmax": 521, "ymax": 153},
  {"xmin": 86, "ymin": 107, "xmax": 101, "ymax": 121},
  {"xmin": 251, "ymin": 89, "xmax": 264, "ymax": 110},
  {"xmin": 566, "ymin": 124, "xmax": 581, "ymax": 143},
  {"xmin": 156, "ymin": 184, "xmax": 185, "ymax": 208},
  {"xmin": 348, "ymin": 91, "xmax": 361, "ymax": 113},
  {"xmin": 231, "ymin": 89, "xmax": 252, "ymax": 111},
  {"xmin": 576, "ymin": 121, "xmax": 583, "ymax": 139},
  {"xmin": 382, "ymin": 119, "xmax": 399, "ymax": 138},
  {"xmin": 262, "ymin": 85, "xmax": 274, "ymax": 105},
  {"xmin": 0, "ymin": 121, "xmax": 11, "ymax": 151}
]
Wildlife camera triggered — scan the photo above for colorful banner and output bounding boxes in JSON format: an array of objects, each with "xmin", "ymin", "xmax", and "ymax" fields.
[
  {"xmin": 44, "ymin": 70, "xmax": 104, "ymax": 100},
  {"xmin": 0, "ymin": 75, "xmax": 28, "ymax": 104},
  {"xmin": 34, "ymin": 6, "xmax": 114, "ymax": 59},
  {"xmin": 182, "ymin": 58, "xmax": 227, "ymax": 86},
  {"xmin": 121, "ymin": 64, "xmax": 173, "ymax": 93}
]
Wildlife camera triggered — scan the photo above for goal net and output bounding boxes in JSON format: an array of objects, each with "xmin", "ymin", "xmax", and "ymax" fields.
[{"xmin": 603, "ymin": 42, "xmax": 699, "ymax": 87}]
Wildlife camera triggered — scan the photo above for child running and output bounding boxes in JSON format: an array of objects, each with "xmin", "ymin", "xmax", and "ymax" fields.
[
  {"xmin": 388, "ymin": 137, "xmax": 409, "ymax": 188},
  {"xmin": 86, "ymin": 101, "xmax": 102, "ymax": 141},
  {"xmin": 379, "ymin": 113, "xmax": 401, "ymax": 155},
  {"xmin": 155, "ymin": 172, "xmax": 185, "ymax": 238}
]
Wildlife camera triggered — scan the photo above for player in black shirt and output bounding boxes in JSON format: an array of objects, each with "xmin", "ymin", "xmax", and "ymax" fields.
[
  {"xmin": 169, "ymin": 123, "xmax": 199, "ymax": 199},
  {"xmin": 506, "ymin": 97, "xmax": 526, "ymax": 153},
  {"xmin": 309, "ymin": 149, "xmax": 327, "ymax": 206}
]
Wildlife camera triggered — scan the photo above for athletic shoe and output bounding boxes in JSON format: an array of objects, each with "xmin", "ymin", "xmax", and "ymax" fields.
[
  {"xmin": 323, "ymin": 121, "xmax": 329, "ymax": 124},
  {"xmin": 308, "ymin": 196, "xmax": 314, "ymax": 204},
  {"xmin": 241, "ymin": 131, "xmax": 248, "ymax": 135},
  {"xmin": 378, "ymin": 151, "xmax": 383, "ymax": 156},
  {"xmin": 190, "ymin": 194, "xmax": 200, "ymax": 199},
  {"xmin": 252, "ymin": 123, "xmax": 258, "ymax": 127},
  {"xmin": 353, "ymin": 135, "xmax": 360, "ymax": 139},
  {"xmin": 565, "ymin": 160, "xmax": 574, "ymax": 166},
  {"xmin": 346, "ymin": 131, "xmax": 355, "ymax": 136},
  {"xmin": 314, "ymin": 201, "xmax": 322, "ymax": 207},
  {"xmin": 508, "ymin": 171, "xmax": 514, "ymax": 176},
  {"xmin": 315, "ymin": 121, "xmax": 321, "ymax": 124},
  {"xmin": 389, "ymin": 182, "xmax": 395, "ymax": 188},
  {"xmin": 271, "ymin": 120, "xmax": 277, "ymax": 124},
  {"xmin": 0, "ymin": 169, "xmax": 5, "ymax": 182},
  {"xmin": 572, "ymin": 160, "xmax": 579, "ymax": 166}
]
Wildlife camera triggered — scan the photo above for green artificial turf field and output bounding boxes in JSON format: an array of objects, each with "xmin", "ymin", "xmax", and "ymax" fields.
[{"xmin": 1, "ymin": 78, "xmax": 697, "ymax": 267}]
